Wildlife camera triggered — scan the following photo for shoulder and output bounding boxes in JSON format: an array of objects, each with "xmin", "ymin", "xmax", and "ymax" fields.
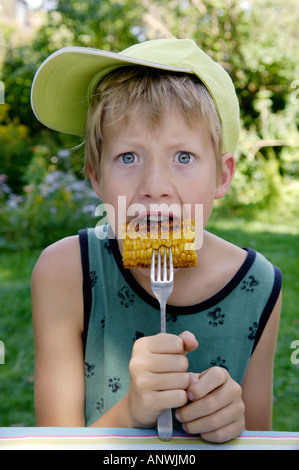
[
  {"xmin": 204, "ymin": 231, "xmax": 281, "ymax": 284},
  {"xmin": 31, "ymin": 235, "xmax": 83, "ymax": 332},
  {"xmin": 172, "ymin": 232, "xmax": 248, "ymax": 304},
  {"xmin": 195, "ymin": 232, "xmax": 281, "ymax": 303},
  {"xmin": 201, "ymin": 231, "xmax": 248, "ymax": 286},
  {"xmin": 32, "ymin": 235, "xmax": 81, "ymax": 278}
]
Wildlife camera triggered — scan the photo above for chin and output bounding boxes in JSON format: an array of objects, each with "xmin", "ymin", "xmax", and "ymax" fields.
[
  {"xmin": 133, "ymin": 266, "xmax": 180, "ymax": 279},
  {"xmin": 133, "ymin": 267, "xmax": 152, "ymax": 278}
]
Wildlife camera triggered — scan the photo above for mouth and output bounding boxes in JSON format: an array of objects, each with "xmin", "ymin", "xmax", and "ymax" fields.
[
  {"xmin": 128, "ymin": 211, "xmax": 181, "ymax": 237},
  {"xmin": 133, "ymin": 210, "xmax": 176, "ymax": 222},
  {"xmin": 121, "ymin": 210, "xmax": 197, "ymax": 269}
]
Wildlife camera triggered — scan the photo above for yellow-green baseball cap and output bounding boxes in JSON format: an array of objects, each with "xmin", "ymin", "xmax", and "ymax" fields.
[{"xmin": 31, "ymin": 38, "xmax": 240, "ymax": 154}]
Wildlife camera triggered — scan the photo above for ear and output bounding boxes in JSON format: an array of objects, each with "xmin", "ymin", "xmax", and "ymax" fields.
[
  {"xmin": 214, "ymin": 153, "xmax": 236, "ymax": 200},
  {"xmin": 89, "ymin": 168, "xmax": 102, "ymax": 198}
]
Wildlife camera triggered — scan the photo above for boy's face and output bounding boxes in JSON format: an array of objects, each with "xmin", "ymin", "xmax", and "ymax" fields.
[{"xmin": 91, "ymin": 107, "xmax": 234, "ymax": 248}]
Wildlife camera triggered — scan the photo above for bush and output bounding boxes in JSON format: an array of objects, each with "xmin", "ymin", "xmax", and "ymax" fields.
[
  {"xmin": 0, "ymin": 146, "xmax": 99, "ymax": 250},
  {"xmin": 0, "ymin": 105, "xmax": 33, "ymax": 194},
  {"xmin": 213, "ymin": 152, "xmax": 283, "ymax": 219}
]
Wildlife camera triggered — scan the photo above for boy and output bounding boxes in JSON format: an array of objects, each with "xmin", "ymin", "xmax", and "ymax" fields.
[{"xmin": 31, "ymin": 39, "xmax": 282, "ymax": 442}]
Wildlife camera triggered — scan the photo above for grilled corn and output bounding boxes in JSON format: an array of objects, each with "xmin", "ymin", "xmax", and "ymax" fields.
[{"xmin": 122, "ymin": 218, "xmax": 197, "ymax": 268}]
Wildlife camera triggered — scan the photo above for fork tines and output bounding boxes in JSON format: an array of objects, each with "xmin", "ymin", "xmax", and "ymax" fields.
[{"xmin": 151, "ymin": 248, "xmax": 173, "ymax": 282}]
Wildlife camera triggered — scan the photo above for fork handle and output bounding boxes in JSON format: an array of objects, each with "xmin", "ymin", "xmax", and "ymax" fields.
[
  {"xmin": 157, "ymin": 408, "xmax": 173, "ymax": 441},
  {"xmin": 160, "ymin": 303, "xmax": 166, "ymax": 333},
  {"xmin": 158, "ymin": 304, "xmax": 172, "ymax": 440}
]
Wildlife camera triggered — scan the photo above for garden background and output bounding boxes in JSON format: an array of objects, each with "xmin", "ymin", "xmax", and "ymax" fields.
[{"xmin": 0, "ymin": 0, "xmax": 298, "ymax": 430}]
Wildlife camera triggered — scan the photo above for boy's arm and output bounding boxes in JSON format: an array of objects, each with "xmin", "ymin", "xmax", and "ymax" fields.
[
  {"xmin": 32, "ymin": 236, "xmax": 86, "ymax": 426},
  {"xmin": 175, "ymin": 290, "xmax": 282, "ymax": 442},
  {"xmin": 90, "ymin": 332, "xmax": 198, "ymax": 428},
  {"xmin": 241, "ymin": 289, "xmax": 282, "ymax": 430},
  {"xmin": 32, "ymin": 237, "xmax": 195, "ymax": 428}
]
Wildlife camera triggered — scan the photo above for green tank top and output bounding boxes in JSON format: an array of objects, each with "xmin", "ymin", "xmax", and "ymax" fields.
[{"xmin": 79, "ymin": 227, "xmax": 282, "ymax": 427}]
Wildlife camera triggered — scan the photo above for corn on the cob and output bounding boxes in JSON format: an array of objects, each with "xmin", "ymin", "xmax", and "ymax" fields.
[{"xmin": 122, "ymin": 219, "xmax": 197, "ymax": 268}]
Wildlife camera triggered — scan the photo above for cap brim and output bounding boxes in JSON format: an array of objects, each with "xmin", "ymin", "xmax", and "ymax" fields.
[{"xmin": 31, "ymin": 46, "xmax": 191, "ymax": 136}]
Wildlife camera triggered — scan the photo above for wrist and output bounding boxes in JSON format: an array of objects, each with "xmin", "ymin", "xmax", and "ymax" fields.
[
  {"xmin": 126, "ymin": 392, "xmax": 157, "ymax": 429},
  {"xmin": 121, "ymin": 393, "xmax": 139, "ymax": 428},
  {"xmin": 89, "ymin": 393, "xmax": 136, "ymax": 428}
]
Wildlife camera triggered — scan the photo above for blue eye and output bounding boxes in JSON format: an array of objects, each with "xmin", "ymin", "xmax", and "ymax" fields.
[
  {"xmin": 120, "ymin": 152, "xmax": 136, "ymax": 164},
  {"xmin": 177, "ymin": 152, "xmax": 192, "ymax": 164}
]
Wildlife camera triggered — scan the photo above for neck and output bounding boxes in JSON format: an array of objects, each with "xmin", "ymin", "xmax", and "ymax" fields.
[{"xmin": 127, "ymin": 231, "xmax": 212, "ymax": 305}]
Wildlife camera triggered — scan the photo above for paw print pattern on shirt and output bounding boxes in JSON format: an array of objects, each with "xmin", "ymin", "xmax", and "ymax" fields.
[
  {"xmin": 117, "ymin": 286, "xmax": 135, "ymax": 308},
  {"xmin": 108, "ymin": 377, "xmax": 122, "ymax": 393},
  {"xmin": 241, "ymin": 275, "xmax": 259, "ymax": 293},
  {"xmin": 104, "ymin": 240, "xmax": 112, "ymax": 255},
  {"xmin": 210, "ymin": 357, "xmax": 228, "ymax": 371},
  {"xmin": 96, "ymin": 398, "xmax": 104, "ymax": 412},
  {"xmin": 248, "ymin": 321, "xmax": 258, "ymax": 340},
  {"xmin": 207, "ymin": 307, "xmax": 225, "ymax": 327},
  {"xmin": 166, "ymin": 312, "xmax": 177, "ymax": 323},
  {"xmin": 132, "ymin": 331, "xmax": 145, "ymax": 342},
  {"xmin": 90, "ymin": 270, "xmax": 98, "ymax": 287},
  {"xmin": 85, "ymin": 362, "xmax": 95, "ymax": 378}
]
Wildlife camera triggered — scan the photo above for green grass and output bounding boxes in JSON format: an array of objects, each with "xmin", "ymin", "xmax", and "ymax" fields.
[
  {"xmin": 0, "ymin": 195, "xmax": 298, "ymax": 430},
  {"xmin": 207, "ymin": 215, "xmax": 299, "ymax": 432},
  {"xmin": 0, "ymin": 251, "xmax": 39, "ymax": 426}
]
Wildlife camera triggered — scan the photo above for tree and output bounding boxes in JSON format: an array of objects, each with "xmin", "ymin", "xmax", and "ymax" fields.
[
  {"xmin": 0, "ymin": 0, "xmax": 143, "ymax": 189},
  {"xmin": 1, "ymin": 0, "xmax": 143, "ymax": 132},
  {"xmin": 1, "ymin": 0, "xmax": 298, "ymax": 192},
  {"xmin": 137, "ymin": 0, "xmax": 299, "ymax": 134}
]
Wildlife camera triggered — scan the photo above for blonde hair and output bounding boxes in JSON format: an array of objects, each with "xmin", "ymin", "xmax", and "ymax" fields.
[{"xmin": 84, "ymin": 66, "xmax": 222, "ymax": 180}]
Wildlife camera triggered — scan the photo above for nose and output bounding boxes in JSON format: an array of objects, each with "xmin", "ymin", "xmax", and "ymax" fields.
[{"xmin": 138, "ymin": 158, "xmax": 174, "ymax": 201}]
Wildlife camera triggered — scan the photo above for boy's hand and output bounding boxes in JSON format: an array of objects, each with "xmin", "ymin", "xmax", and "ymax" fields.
[
  {"xmin": 127, "ymin": 331, "xmax": 198, "ymax": 428},
  {"xmin": 175, "ymin": 368, "xmax": 246, "ymax": 443}
]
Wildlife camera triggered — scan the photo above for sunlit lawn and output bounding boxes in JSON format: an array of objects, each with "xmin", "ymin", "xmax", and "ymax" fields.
[
  {"xmin": 0, "ymin": 193, "xmax": 298, "ymax": 430},
  {"xmin": 208, "ymin": 210, "xmax": 299, "ymax": 432},
  {"xmin": 0, "ymin": 251, "xmax": 37, "ymax": 426}
]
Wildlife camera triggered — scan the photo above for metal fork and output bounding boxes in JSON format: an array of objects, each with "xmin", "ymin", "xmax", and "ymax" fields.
[{"xmin": 150, "ymin": 248, "xmax": 174, "ymax": 441}]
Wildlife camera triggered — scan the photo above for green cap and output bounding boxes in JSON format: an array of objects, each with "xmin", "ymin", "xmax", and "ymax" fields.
[{"xmin": 31, "ymin": 38, "xmax": 240, "ymax": 154}]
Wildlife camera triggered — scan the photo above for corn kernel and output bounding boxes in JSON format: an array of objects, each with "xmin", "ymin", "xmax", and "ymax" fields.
[{"xmin": 122, "ymin": 219, "xmax": 197, "ymax": 268}]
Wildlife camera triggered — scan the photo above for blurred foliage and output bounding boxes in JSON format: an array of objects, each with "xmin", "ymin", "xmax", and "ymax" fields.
[
  {"xmin": 1, "ymin": 0, "xmax": 142, "ymax": 144},
  {"xmin": 0, "ymin": 146, "xmax": 99, "ymax": 250},
  {"xmin": 133, "ymin": 0, "xmax": 299, "ymax": 133},
  {"xmin": 0, "ymin": 104, "xmax": 32, "ymax": 193},
  {"xmin": 0, "ymin": 0, "xmax": 298, "ymax": 249}
]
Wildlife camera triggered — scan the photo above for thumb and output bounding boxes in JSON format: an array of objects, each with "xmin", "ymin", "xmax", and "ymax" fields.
[{"xmin": 179, "ymin": 331, "xmax": 198, "ymax": 354}]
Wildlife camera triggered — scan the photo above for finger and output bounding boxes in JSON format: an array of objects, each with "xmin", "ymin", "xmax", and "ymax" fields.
[
  {"xmin": 149, "ymin": 353, "xmax": 188, "ymax": 373},
  {"xmin": 185, "ymin": 383, "xmax": 233, "ymax": 420},
  {"xmin": 178, "ymin": 331, "xmax": 198, "ymax": 354},
  {"xmin": 151, "ymin": 372, "xmax": 191, "ymax": 391},
  {"xmin": 154, "ymin": 389, "xmax": 189, "ymax": 412},
  {"xmin": 200, "ymin": 419, "xmax": 245, "ymax": 443},
  {"xmin": 188, "ymin": 372, "xmax": 200, "ymax": 385},
  {"xmin": 188, "ymin": 367, "xmax": 229, "ymax": 400},
  {"xmin": 135, "ymin": 333, "xmax": 185, "ymax": 355},
  {"xmin": 183, "ymin": 404, "xmax": 245, "ymax": 442},
  {"xmin": 176, "ymin": 381, "xmax": 244, "ymax": 426}
]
